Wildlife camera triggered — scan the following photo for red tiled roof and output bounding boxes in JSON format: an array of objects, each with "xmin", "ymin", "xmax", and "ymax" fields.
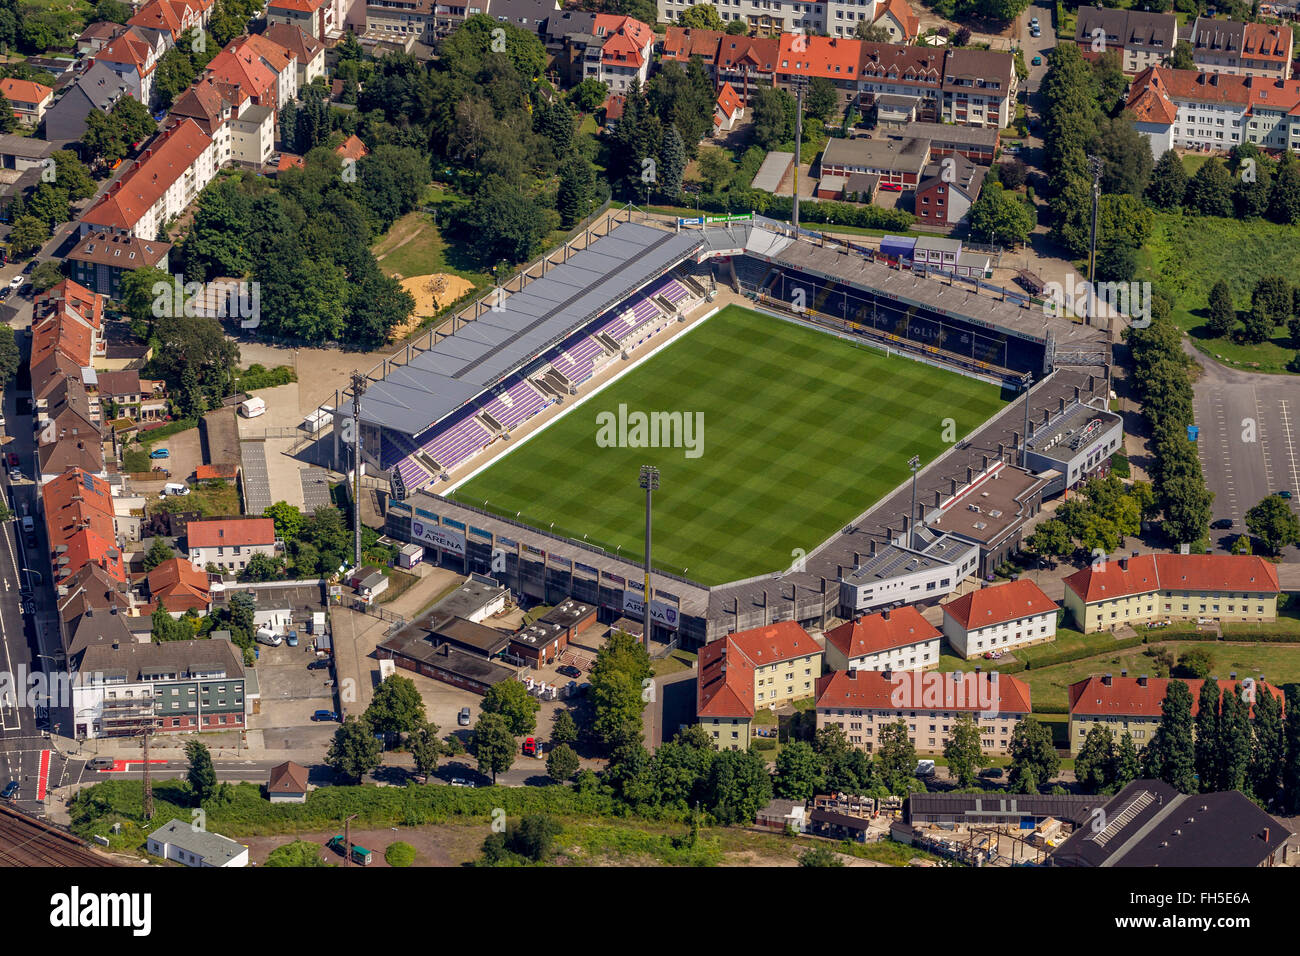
[
  {"xmin": 334, "ymin": 134, "xmax": 368, "ymax": 162},
  {"xmin": 727, "ymin": 620, "xmax": 820, "ymax": 667},
  {"xmin": 1243, "ymin": 22, "xmax": 1291, "ymax": 61},
  {"xmin": 239, "ymin": 33, "xmax": 295, "ymax": 75},
  {"xmin": 36, "ymin": 279, "xmax": 104, "ymax": 330},
  {"xmin": 825, "ymin": 605, "xmax": 940, "ymax": 659},
  {"xmin": 874, "ymin": 0, "xmax": 920, "ymax": 40},
  {"xmin": 0, "ymin": 78, "xmax": 53, "ymax": 105},
  {"xmin": 1126, "ymin": 83, "xmax": 1178, "ymax": 126},
  {"xmin": 276, "ymin": 152, "xmax": 305, "ymax": 172},
  {"xmin": 268, "ymin": 760, "xmax": 309, "ymax": 793},
  {"xmin": 195, "ymin": 463, "xmax": 237, "ymax": 480},
  {"xmin": 697, "ymin": 637, "xmax": 755, "ymax": 718},
  {"xmin": 128, "ymin": 0, "xmax": 184, "ymax": 39},
  {"xmin": 1064, "ymin": 554, "xmax": 1280, "ymax": 603},
  {"xmin": 717, "ymin": 35, "xmax": 779, "ymax": 72},
  {"xmin": 264, "ymin": 22, "xmax": 324, "ymax": 62},
  {"xmin": 43, "ymin": 469, "xmax": 116, "ymax": 556},
  {"xmin": 601, "ymin": 94, "xmax": 624, "ymax": 121},
  {"xmin": 187, "ymin": 517, "xmax": 275, "ymax": 549},
  {"xmin": 1069, "ymin": 676, "xmax": 1283, "ymax": 718},
  {"xmin": 205, "ymin": 45, "xmax": 278, "ymax": 103},
  {"xmin": 147, "ymin": 557, "xmax": 211, "ymax": 610},
  {"xmin": 32, "ymin": 313, "xmax": 93, "ymax": 369},
  {"xmin": 269, "ymin": 0, "xmax": 326, "ymax": 10},
  {"xmin": 98, "ymin": 28, "xmax": 156, "ymax": 73},
  {"xmin": 716, "ymin": 82, "xmax": 742, "ymax": 120},
  {"xmin": 816, "ymin": 669, "xmax": 1032, "ymax": 713},
  {"xmin": 778, "ymin": 34, "xmax": 860, "ymax": 80},
  {"xmin": 59, "ymin": 528, "xmax": 126, "ymax": 585},
  {"xmin": 942, "ymin": 578, "xmax": 1057, "ymax": 630},
  {"xmin": 594, "ymin": 13, "xmax": 652, "ymax": 69},
  {"xmin": 662, "ymin": 26, "xmax": 723, "ymax": 62},
  {"xmin": 83, "ymin": 120, "xmax": 213, "ymax": 232}
]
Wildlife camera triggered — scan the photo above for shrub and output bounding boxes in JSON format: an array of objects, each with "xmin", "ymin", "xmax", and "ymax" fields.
[{"xmin": 385, "ymin": 841, "xmax": 416, "ymax": 867}]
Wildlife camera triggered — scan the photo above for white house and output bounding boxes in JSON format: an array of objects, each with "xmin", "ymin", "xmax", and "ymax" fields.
[
  {"xmin": 185, "ymin": 517, "xmax": 277, "ymax": 573},
  {"xmin": 823, "ymin": 605, "xmax": 942, "ymax": 673},
  {"xmin": 147, "ymin": 819, "xmax": 248, "ymax": 867},
  {"xmin": 940, "ymin": 578, "xmax": 1058, "ymax": 660}
]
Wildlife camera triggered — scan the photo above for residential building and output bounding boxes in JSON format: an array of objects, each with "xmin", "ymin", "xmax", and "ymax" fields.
[
  {"xmin": 869, "ymin": 0, "xmax": 918, "ymax": 42},
  {"xmin": 1067, "ymin": 673, "xmax": 1283, "ymax": 753},
  {"xmin": 940, "ymin": 47, "xmax": 1017, "ymax": 128},
  {"xmin": 1074, "ymin": 7, "xmax": 1177, "ymax": 74},
  {"xmin": 1062, "ymin": 553, "xmax": 1280, "ymax": 633},
  {"xmin": 857, "ymin": 43, "xmax": 945, "ymax": 123},
  {"xmin": 815, "ymin": 667, "xmax": 1031, "ymax": 754},
  {"xmin": 267, "ymin": 761, "xmax": 309, "ymax": 802},
  {"xmin": 147, "ymin": 557, "xmax": 212, "ymax": 615},
  {"xmin": 79, "ymin": 119, "xmax": 220, "ymax": 239},
  {"xmin": 914, "ymin": 154, "xmax": 987, "ymax": 226},
  {"xmin": 76, "ymin": 20, "xmax": 128, "ymax": 56},
  {"xmin": 0, "ymin": 134, "xmax": 57, "ymax": 172},
  {"xmin": 697, "ymin": 621, "xmax": 824, "ymax": 749},
  {"xmin": 264, "ymin": 22, "xmax": 326, "ymax": 87},
  {"xmin": 42, "ymin": 62, "xmax": 135, "ymax": 143},
  {"xmin": 237, "ymin": 32, "xmax": 300, "ymax": 110},
  {"xmin": 268, "ymin": 0, "xmax": 332, "ymax": 41},
  {"xmin": 42, "ymin": 468, "xmax": 125, "ymax": 587},
  {"xmin": 186, "ymin": 517, "xmax": 278, "ymax": 572},
  {"xmin": 940, "ymin": 578, "xmax": 1057, "ymax": 659},
  {"xmin": 72, "ymin": 636, "xmax": 247, "ymax": 738},
  {"xmin": 66, "ymin": 233, "xmax": 173, "ymax": 299},
  {"xmin": 776, "ymin": 33, "xmax": 868, "ymax": 111},
  {"xmin": 96, "ymin": 370, "xmax": 169, "ymax": 421},
  {"xmin": 581, "ymin": 14, "xmax": 655, "ymax": 93},
  {"xmin": 824, "ymin": 605, "xmax": 940, "ymax": 672},
  {"xmin": 146, "ymin": 818, "xmax": 249, "ymax": 867},
  {"xmin": 714, "ymin": 81, "xmax": 744, "ymax": 132},
  {"xmin": 1050, "ymin": 780, "xmax": 1292, "ymax": 867},
  {"xmin": 0, "ymin": 78, "xmax": 54, "ymax": 126},
  {"xmin": 362, "ymin": 0, "xmax": 436, "ymax": 42},
  {"xmin": 716, "ymin": 34, "xmax": 780, "ymax": 106},
  {"xmin": 96, "ymin": 26, "xmax": 166, "ymax": 105},
  {"xmin": 1189, "ymin": 17, "xmax": 1293, "ymax": 80}
]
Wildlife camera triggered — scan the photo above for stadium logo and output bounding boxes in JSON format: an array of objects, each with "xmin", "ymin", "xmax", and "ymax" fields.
[
  {"xmin": 889, "ymin": 670, "xmax": 1002, "ymax": 719},
  {"xmin": 595, "ymin": 404, "xmax": 704, "ymax": 459},
  {"xmin": 1042, "ymin": 275, "xmax": 1151, "ymax": 329}
]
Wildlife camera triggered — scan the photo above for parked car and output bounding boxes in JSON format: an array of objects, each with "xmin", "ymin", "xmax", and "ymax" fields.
[
  {"xmin": 286, "ymin": 631, "xmax": 299, "ymax": 647},
  {"xmin": 556, "ymin": 664, "xmax": 581, "ymax": 679},
  {"xmin": 1212, "ymin": 518, "xmax": 1234, "ymax": 529},
  {"xmin": 0, "ymin": 287, "xmax": 9, "ymax": 301},
  {"xmin": 522, "ymin": 737, "xmax": 538, "ymax": 757},
  {"xmin": 22, "ymin": 260, "xmax": 36, "ymax": 274},
  {"xmin": 1280, "ymin": 490, "xmax": 1293, "ymax": 499},
  {"xmin": 149, "ymin": 448, "xmax": 169, "ymax": 459},
  {"xmin": 450, "ymin": 777, "xmax": 474, "ymax": 788},
  {"xmin": 307, "ymin": 658, "xmax": 330, "ymax": 670},
  {"xmin": 311, "ymin": 709, "xmax": 339, "ymax": 722},
  {"xmin": 1032, "ymin": 55, "xmax": 1042, "ymax": 65},
  {"xmin": 979, "ymin": 767, "xmax": 1004, "ymax": 779},
  {"xmin": 880, "ymin": 182, "xmax": 903, "ymax": 191},
  {"xmin": 458, "ymin": 706, "xmax": 471, "ymax": 726},
  {"xmin": 2, "ymin": 780, "xmax": 18, "ymax": 799},
  {"xmin": 7, "ymin": 275, "xmax": 22, "ymax": 290}
]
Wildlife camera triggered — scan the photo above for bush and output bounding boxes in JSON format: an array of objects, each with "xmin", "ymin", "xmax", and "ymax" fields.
[{"xmin": 384, "ymin": 841, "xmax": 416, "ymax": 867}]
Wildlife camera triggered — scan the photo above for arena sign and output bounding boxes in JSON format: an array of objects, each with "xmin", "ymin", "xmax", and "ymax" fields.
[{"xmin": 411, "ymin": 519, "xmax": 466, "ymax": 555}]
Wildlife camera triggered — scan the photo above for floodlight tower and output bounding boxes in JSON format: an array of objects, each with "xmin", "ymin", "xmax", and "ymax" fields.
[
  {"xmin": 792, "ymin": 77, "xmax": 807, "ymax": 230},
  {"xmin": 907, "ymin": 455, "xmax": 921, "ymax": 548},
  {"xmin": 350, "ymin": 370, "xmax": 367, "ymax": 570},
  {"xmin": 639, "ymin": 465, "xmax": 659, "ymax": 650}
]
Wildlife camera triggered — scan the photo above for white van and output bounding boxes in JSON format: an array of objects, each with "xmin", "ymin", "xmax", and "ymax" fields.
[
  {"xmin": 255, "ymin": 627, "xmax": 283, "ymax": 647},
  {"xmin": 161, "ymin": 482, "xmax": 191, "ymax": 497},
  {"xmin": 21, "ymin": 515, "xmax": 34, "ymax": 535}
]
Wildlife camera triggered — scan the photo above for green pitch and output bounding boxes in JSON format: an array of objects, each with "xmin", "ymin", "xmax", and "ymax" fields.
[{"xmin": 451, "ymin": 305, "xmax": 1009, "ymax": 585}]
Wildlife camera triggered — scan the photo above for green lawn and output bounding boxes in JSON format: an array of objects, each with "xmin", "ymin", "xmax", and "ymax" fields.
[
  {"xmin": 1139, "ymin": 212, "xmax": 1300, "ymax": 374},
  {"xmin": 452, "ymin": 306, "xmax": 1009, "ymax": 584}
]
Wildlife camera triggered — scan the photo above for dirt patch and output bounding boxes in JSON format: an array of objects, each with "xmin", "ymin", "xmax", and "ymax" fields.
[
  {"xmin": 246, "ymin": 823, "xmax": 487, "ymax": 867},
  {"xmin": 399, "ymin": 273, "xmax": 475, "ymax": 316}
]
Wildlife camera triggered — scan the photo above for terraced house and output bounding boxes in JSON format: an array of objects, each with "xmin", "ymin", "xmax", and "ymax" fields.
[
  {"xmin": 941, "ymin": 577, "xmax": 1057, "ymax": 659},
  {"xmin": 1189, "ymin": 16, "xmax": 1293, "ymax": 81},
  {"xmin": 822, "ymin": 605, "xmax": 941, "ymax": 673},
  {"xmin": 696, "ymin": 621, "xmax": 823, "ymax": 750},
  {"xmin": 1062, "ymin": 554, "xmax": 1280, "ymax": 634}
]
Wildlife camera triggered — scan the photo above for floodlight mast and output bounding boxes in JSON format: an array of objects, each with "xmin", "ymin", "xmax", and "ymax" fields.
[{"xmin": 639, "ymin": 465, "xmax": 659, "ymax": 651}]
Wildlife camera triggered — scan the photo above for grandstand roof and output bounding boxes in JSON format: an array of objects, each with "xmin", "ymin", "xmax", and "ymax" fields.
[{"xmin": 360, "ymin": 223, "xmax": 703, "ymax": 436}]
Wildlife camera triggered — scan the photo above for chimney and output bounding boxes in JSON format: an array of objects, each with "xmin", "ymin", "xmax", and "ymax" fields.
[
  {"xmin": 1042, "ymin": 409, "xmax": 1050, "ymax": 424},
  {"xmin": 1121, "ymin": 669, "xmax": 1127, "ymax": 678},
  {"xmin": 1138, "ymin": 674, "xmax": 1148, "ymax": 687},
  {"xmin": 882, "ymin": 608, "xmax": 891, "ymax": 621},
  {"xmin": 935, "ymin": 491, "xmax": 942, "ymax": 507},
  {"xmin": 1230, "ymin": 671, "xmax": 1237, "ymax": 680},
  {"xmin": 882, "ymin": 668, "xmax": 892, "ymax": 681},
  {"xmin": 870, "ymin": 539, "xmax": 877, "ymax": 555},
  {"xmin": 1119, "ymin": 557, "xmax": 1129, "ymax": 571},
  {"xmin": 1102, "ymin": 673, "xmax": 1112, "ymax": 686}
]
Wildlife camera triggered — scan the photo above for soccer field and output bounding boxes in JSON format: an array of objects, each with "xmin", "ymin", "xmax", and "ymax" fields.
[{"xmin": 452, "ymin": 305, "xmax": 1010, "ymax": 585}]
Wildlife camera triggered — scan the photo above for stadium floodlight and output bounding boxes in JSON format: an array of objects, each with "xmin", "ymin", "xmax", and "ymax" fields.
[
  {"xmin": 639, "ymin": 465, "xmax": 660, "ymax": 651},
  {"xmin": 907, "ymin": 456, "xmax": 921, "ymax": 549},
  {"xmin": 1020, "ymin": 371, "xmax": 1033, "ymax": 468}
]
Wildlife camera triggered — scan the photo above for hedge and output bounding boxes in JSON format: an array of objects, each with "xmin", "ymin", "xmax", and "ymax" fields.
[
  {"xmin": 1015, "ymin": 635, "xmax": 1146, "ymax": 671},
  {"xmin": 1220, "ymin": 630, "xmax": 1300, "ymax": 643}
]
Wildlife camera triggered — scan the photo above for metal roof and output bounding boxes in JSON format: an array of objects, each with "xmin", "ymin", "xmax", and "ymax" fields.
[{"xmin": 360, "ymin": 223, "xmax": 703, "ymax": 436}]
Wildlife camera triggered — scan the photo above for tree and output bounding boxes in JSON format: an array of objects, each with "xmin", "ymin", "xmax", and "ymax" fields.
[
  {"xmin": 325, "ymin": 717, "xmax": 383, "ymax": 783},
  {"xmin": 1145, "ymin": 149, "xmax": 1188, "ymax": 210},
  {"xmin": 1142, "ymin": 680, "xmax": 1196, "ymax": 792},
  {"xmin": 556, "ymin": 154, "xmax": 596, "ymax": 228},
  {"xmin": 943, "ymin": 714, "xmax": 987, "ymax": 787},
  {"xmin": 364, "ymin": 674, "xmax": 427, "ymax": 740},
  {"xmin": 0, "ymin": 326, "xmax": 17, "ymax": 389},
  {"xmin": 508, "ymin": 813, "xmax": 561, "ymax": 861},
  {"xmin": 751, "ymin": 86, "xmax": 795, "ymax": 150},
  {"xmin": 1193, "ymin": 679, "xmax": 1220, "ymax": 791},
  {"xmin": 461, "ymin": 174, "xmax": 553, "ymax": 265},
  {"xmin": 1250, "ymin": 684, "xmax": 1285, "ymax": 805},
  {"xmin": 799, "ymin": 844, "xmax": 845, "ymax": 867},
  {"xmin": 705, "ymin": 747, "xmax": 772, "ymax": 824},
  {"xmin": 774, "ymin": 740, "xmax": 823, "ymax": 800},
  {"xmin": 657, "ymin": 124, "xmax": 687, "ymax": 200},
  {"xmin": 726, "ymin": 19, "xmax": 749, "ymax": 34},
  {"xmin": 1206, "ymin": 279, "xmax": 1236, "ymax": 338},
  {"xmin": 876, "ymin": 719, "xmax": 918, "ymax": 794},
  {"xmin": 1113, "ymin": 732, "xmax": 1141, "ymax": 788},
  {"xmin": 262, "ymin": 501, "xmax": 304, "ymax": 541},
  {"xmin": 1025, "ymin": 519, "xmax": 1073, "ymax": 561},
  {"xmin": 142, "ymin": 536, "xmax": 174, "ymax": 571},
  {"xmin": 473, "ymin": 712, "xmax": 516, "ymax": 783},
  {"xmin": 481, "ymin": 679, "xmax": 540, "ymax": 736},
  {"xmin": 185, "ymin": 740, "xmax": 218, "ymax": 803},
  {"xmin": 1073, "ymin": 724, "xmax": 1116, "ymax": 793},
  {"xmin": 550, "ymin": 709, "xmax": 578, "ymax": 747},
  {"xmin": 29, "ymin": 260, "xmax": 63, "ymax": 294},
  {"xmin": 0, "ymin": 89, "xmax": 12, "ymax": 134},
  {"xmin": 1245, "ymin": 494, "xmax": 1300, "ymax": 554},
  {"xmin": 1216, "ymin": 683, "xmax": 1253, "ymax": 794},
  {"xmin": 679, "ymin": 2, "xmax": 723, "ymax": 29},
  {"xmin": 571, "ymin": 78, "xmax": 609, "ymax": 113},
  {"xmin": 1090, "ymin": 114, "xmax": 1152, "ymax": 198},
  {"xmin": 1269, "ymin": 154, "xmax": 1300, "ymax": 225},
  {"xmin": 546, "ymin": 742, "xmax": 580, "ymax": 782},
  {"xmin": 1170, "ymin": 40, "xmax": 1195, "ymax": 70},
  {"xmin": 1284, "ymin": 686, "xmax": 1300, "ymax": 815},
  {"xmin": 589, "ymin": 630, "xmax": 651, "ymax": 753},
  {"xmin": 806, "ymin": 76, "xmax": 840, "ymax": 124},
  {"xmin": 968, "ymin": 182, "xmax": 1034, "ymax": 247},
  {"xmin": 1008, "ymin": 717, "xmax": 1059, "ymax": 793},
  {"xmin": 998, "ymin": 157, "xmax": 1028, "ymax": 190},
  {"xmin": 408, "ymin": 722, "xmax": 442, "ymax": 780},
  {"xmin": 1184, "ymin": 158, "xmax": 1234, "ymax": 217},
  {"xmin": 8, "ymin": 215, "xmax": 48, "ymax": 258}
]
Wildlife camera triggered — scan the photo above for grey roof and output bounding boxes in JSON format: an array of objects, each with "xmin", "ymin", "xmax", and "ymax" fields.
[
  {"xmin": 43, "ymin": 62, "xmax": 131, "ymax": 142},
  {"xmin": 0, "ymin": 134, "xmax": 58, "ymax": 161},
  {"xmin": 1051, "ymin": 780, "xmax": 1291, "ymax": 867},
  {"xmin": 361, "ymin": 223, "xmax": 703, "ymax": 436},
  {"xmin": 149, "ymin": 819, "xmax": 246, "ymax": 864},
  {"xmin": 751, "ymin": 151, "xmax": 794, "ymax": 193},
  {"xmin": 77, "ymin": 637, "xmax": 245, "ymax": 682},
  {"xmin": 900, "ymin": 121, "xmax": 999, "ymax": 150},
  {"xmin": 821, "ymin": 135, "xmax": 930, "ymax": 175},
  {"xmin": 1025, "ymin": 400, "xmax": 1121, "ymax": 456},
  {"xmin": 432, "ymin": 574, "xmax": 509, "ymax": 619},
  {"xmin": 909, "ymin": 792, "xmax": 1102, "ymax": 826}
]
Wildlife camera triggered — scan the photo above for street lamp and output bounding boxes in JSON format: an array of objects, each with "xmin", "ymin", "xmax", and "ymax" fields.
[{"xmin": 638, "ymin": 465, "xmax": 659, "ymax": 651}]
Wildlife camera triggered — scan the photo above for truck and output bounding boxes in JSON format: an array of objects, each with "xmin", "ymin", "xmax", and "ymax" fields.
[
  {"xmin": 310, "ymin": 611, "xmax": 326, "ymax": 635},
  {"xmin": 239, "ymin": 396, "xmax": 266, "ymax": 418},
  {"xmin": 522, "ymin": 737, "xmax": 538, "ymax": 757},
  {"xmin": 161, "ymin": 482, "xmax": 190, "ymax": 497}
]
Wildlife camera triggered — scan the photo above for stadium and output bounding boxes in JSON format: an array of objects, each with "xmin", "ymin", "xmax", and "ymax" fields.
[{"xmin": 324, "ymin": 210, "xmax": 1115, "ymax": 647}]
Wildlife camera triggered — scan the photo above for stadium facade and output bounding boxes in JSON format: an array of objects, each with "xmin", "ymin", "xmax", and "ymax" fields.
[{"xmin": 323, "ymin": 211, "xmax": 1116, "ymax": 648}]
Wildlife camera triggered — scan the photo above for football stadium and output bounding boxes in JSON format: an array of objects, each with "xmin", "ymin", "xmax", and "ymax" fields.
[{"xmin": 325, "ymin": 210, "xmax": 1115, "ymax": 646}]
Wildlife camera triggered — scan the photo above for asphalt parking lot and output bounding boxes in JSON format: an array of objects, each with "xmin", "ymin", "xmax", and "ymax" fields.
[
  {"xmin": 247, "ymin": 637, "xmax": 340, "ymax": 749},
  {"xmin": 1192, "ymin": 372, "xmax": 1300, "ymax": 552}
]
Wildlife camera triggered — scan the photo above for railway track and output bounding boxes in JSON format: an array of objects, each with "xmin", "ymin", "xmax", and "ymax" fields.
[{"xmin": 0, "ymin": 804, "xmax": 117, "ymax": 867}]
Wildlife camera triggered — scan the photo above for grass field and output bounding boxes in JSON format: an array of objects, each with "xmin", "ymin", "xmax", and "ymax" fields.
[
  {"xmin": 452, "ymin": 306, "xmax": 1009, "ymax": 584},
  {"xmin": 1138, "ymin": 211, "xmax": 1300, "ymax": 374}
]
